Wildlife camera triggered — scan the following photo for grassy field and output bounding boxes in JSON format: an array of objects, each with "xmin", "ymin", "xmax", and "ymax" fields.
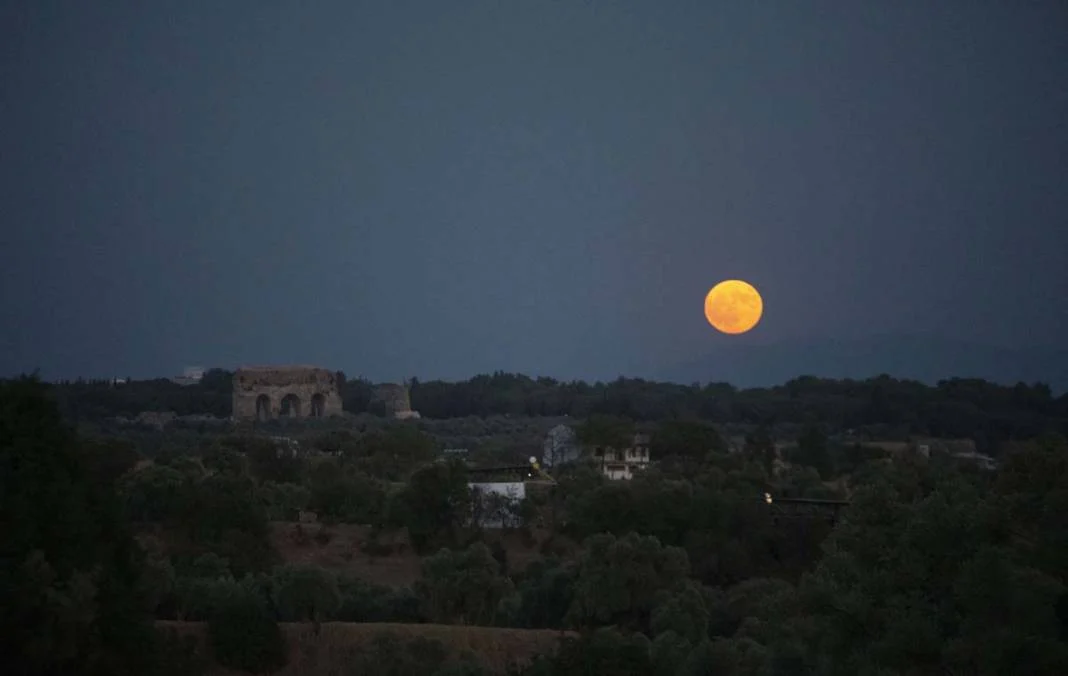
[{"xmin": 160, "ymin": 621, "xmax": 573, "ymax": 675}]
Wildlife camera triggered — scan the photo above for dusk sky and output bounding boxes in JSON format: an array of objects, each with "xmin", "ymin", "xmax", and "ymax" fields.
[{"xmin": 2, "ymin": 1, "xmax": 1066, "ymax": 384}]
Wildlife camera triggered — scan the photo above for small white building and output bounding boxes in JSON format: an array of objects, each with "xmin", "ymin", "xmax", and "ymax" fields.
[
  {"xmin": 172, "ymin": 366, "xmax": 206, "ymax": 386},
  {"xmin": 951, "ymin": 449, "xmax": 998, "ymax": 471},
  {"xmin": 591, "ymin": 433, "xmax": 651, "ymax": 480}
]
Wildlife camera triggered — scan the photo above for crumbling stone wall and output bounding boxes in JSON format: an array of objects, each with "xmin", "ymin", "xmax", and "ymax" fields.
[
  {"xmin": 374, "ymin": 383, "xmax": 409, "ymax": 414},
  {"xmin": 232, "ymin": 366, "xmax": 343, "ymax": 421},
  {"xmin": 373, "ymin": 382, "xmax": 421, "ymax": 419}
]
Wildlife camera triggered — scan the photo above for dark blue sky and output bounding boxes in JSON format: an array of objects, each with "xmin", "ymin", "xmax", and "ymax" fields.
[{"xmin": 2, "ymin": 1, "xmax": 1066, "ymax": 383}]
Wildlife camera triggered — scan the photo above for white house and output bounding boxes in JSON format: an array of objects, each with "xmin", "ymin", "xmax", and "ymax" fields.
[
  {"xmin": 590, "ymin": 433, "xmax": 652, "ymax": 480},
  {"xmin": 172, "ymin": 366, "xmax": 206, "ymax": 386}
]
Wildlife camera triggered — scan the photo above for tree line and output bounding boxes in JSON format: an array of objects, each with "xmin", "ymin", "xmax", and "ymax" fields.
[{"xmin": 52, "ymin": 370, "xmax": 1068, "ymax": 454}]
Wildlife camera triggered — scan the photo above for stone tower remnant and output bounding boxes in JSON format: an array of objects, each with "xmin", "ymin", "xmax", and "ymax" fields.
[
  {"xmin": 373, "ymin": 380, "xmax": 420, "ymax": 420},
  {"xmin": 232, "ymin": 365, "xmax": 343, "ymax": 421}
]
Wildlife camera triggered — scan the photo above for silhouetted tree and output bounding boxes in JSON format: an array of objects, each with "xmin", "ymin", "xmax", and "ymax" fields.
[{"xmin": 0, "ymin": 377, "xmax": 159, "ymax": 675}]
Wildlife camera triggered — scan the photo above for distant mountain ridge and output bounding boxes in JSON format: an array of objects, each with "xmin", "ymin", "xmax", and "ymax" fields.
[{"xmin": 664, "ymin": 334, "xmax": 1068, "ymax": 393}]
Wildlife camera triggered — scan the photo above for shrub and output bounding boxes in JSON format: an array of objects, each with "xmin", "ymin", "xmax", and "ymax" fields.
[
  {"xmin": 258, "ymin": 481, "xmax": 310, "ymax": 521},
  {"xmin": 416, "ymin": 543, "xmax": 513, "ymax": 625},
  {"xmin": 152, "ymin": 627, "xmax": 208, "ymax": 676},
  {"xmin": 207, "ymin": 591, "xmax": 287, "ymax": 673},
  {"xmin": 336, "ymin": 576, "xmax": 425, "ymax": 623},
  {"xmin": 174, "ymin": 576, "xmax": 248, "ymax": 621},
  {"xmin": 188, "ymin": 552, "xmax": 231, "ymax": 579},
  {"xmin": 551, "ymin": 628, "xmax": 652, "ymax": 676},
  {"xmin": 361, "ymin": 537, "xmax": 395, "ymax": 557},
  {"xmin": 307, "ymin": 465, "xmax": 386, "ymax": 524},
  {"xmin": 348, "ymin": 634, "xmax": 452, "ymax": 674},
  {"xmin": 314, "ymin": 527, "xmax": 334, "ymax": 546},
  {"xmin": 291, "ymin": 523, "xmax": 311, "ymax": 547},
  {"xmin": 270, "ymin": 564, "xmax": 341, "ymax": 623}
]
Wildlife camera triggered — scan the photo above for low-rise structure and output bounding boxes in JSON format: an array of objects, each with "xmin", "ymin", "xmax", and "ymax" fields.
[
  {"xmin": 950, "ymin": 449, "xmax": 998, "ymax": 471},
  {"xmin": 172, "ymin": 366, "xmax": 206, "ymax": 386},
  {"xmin": 590, "ymin": 433, "xmax": 651, "ymax": 480}
]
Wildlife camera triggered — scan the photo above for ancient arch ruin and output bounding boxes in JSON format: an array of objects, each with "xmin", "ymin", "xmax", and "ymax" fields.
[
  {"xmin": 232, "ymin": 366, "xmax": 343, "ymax": 421},
  {"xmin": 255, "ymin": 394, "xmax": 271, "ymax": 421},
  {"xmin": 310, "ymin": 393, "xmax": 325, "ymax": 417}
]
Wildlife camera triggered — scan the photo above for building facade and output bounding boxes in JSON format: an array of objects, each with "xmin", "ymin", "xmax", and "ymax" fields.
[
  {"xmin": 232, "ymin": 365, "xmax": 344, "ymax": 421},
  {"xmin": 591, "ymin": 433, "xmax": 652, "ymax": 480}
]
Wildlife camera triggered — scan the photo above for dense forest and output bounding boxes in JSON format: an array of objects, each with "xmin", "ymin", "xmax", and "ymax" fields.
[
  {"xmin": 4, "ymin": 374, "xmax": 1067, "ymax": 674},
  {"xmin": 52, "ymin": 369, "xmax": 1068, "ymax": 454}
]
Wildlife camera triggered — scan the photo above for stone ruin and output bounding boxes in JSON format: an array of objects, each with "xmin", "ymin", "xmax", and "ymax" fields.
[
  {"xmin": 232, "ymin": 365, "xmax": 344, "ymax": 421},
  {"xmin": 373, "ymin": 381, "xmax": 421, "ymax": 420}
]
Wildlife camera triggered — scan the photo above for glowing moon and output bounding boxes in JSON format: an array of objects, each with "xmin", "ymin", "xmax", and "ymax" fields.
[{"xmin": 704, "ymin": 280, "xmax": 763, "ymax": 334}]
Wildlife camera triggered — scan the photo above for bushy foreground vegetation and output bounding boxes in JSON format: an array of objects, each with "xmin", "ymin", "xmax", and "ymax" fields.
[{"xmin": 4, "ymin": 375, "xmax": 1068, "ymax": 674}]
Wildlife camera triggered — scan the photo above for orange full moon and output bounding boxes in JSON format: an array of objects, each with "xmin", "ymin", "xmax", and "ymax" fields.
[{"xmin": 704, "ymin": 280, "xmax": 763, "ymax": 334}]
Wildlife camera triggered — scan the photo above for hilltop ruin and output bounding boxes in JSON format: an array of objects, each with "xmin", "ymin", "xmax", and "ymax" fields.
[{"xmin": 232, "ymin": 366, "xmax": 343, "ymax": 421}]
